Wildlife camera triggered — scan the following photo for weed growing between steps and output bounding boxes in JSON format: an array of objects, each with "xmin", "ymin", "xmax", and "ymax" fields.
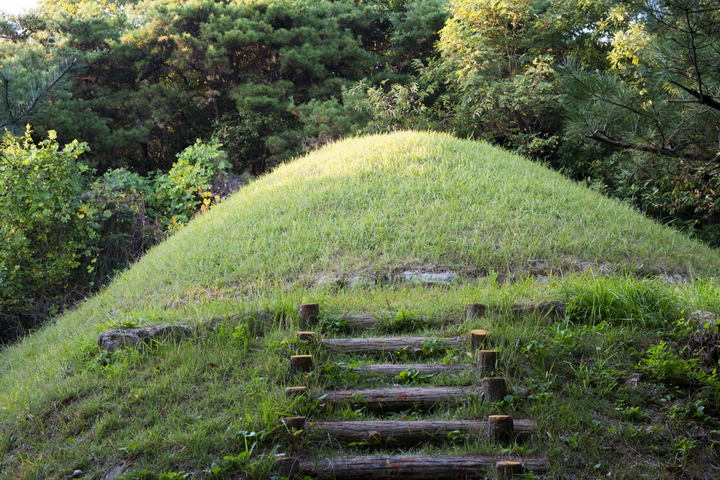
[{"xmin": 1, "ymin": 277, "xmax": 720, "ymax": 479}]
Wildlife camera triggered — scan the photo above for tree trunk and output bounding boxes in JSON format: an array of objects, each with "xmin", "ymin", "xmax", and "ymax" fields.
[
  {"xmin": 309, "ymin": 418, "xmax": 536, "ymax": 445},
  {"xmin": 322, "ymin": 336, "xmax": 464, "ymax": 354},
  {"xmin": 320, "ymin": 386, "xmax": 476, "ymax": 410},
  {"xmin": 274, "ymin": 455, "xmax": 549, "ymax": 479},
  {"xmin": 297, "ymin": 331, "xmax": 315, "ymax": 342},
  {"xmin": 285, "ymin": 386, "xmax": 308, "ymax": 397},
  {"xmin": 340, "ymin": 314, "xmax": 377, "ymax": 330}
]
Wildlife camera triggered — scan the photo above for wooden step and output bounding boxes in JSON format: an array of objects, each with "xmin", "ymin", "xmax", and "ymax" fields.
[
  {"xmin": 274, "ymin": 454, "xmax": 550, "ymax": 479},
  {"xmin": 308, "ymin": 418, "xmax": 537, "ymax": 445},
  {"xmin": 320, "ymin": 386, "xmax": 476, "ymax": 410},
  {"xmin": 344, "ymin": 362, "xmax": 469, "ymax": 378},
  {"xmin": 322, "ymin": 336, "xmax": 465, "ymax": 354}
]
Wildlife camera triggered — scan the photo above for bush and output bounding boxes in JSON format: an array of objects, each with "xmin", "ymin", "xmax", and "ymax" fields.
[
  {"xmin": 0, "ymin": 127, "xmax": 95, "ymax": 339},
  {"xmin": 0, "ymin": 134, "xmax": 233, "ymax": 343},
  {"xmin": 152, "ymin": 139, "xmax": 230, "ymax": 229}
]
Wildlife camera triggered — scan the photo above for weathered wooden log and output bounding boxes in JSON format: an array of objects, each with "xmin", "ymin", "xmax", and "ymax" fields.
[
  {"xmin": 309, "ymin": 418, "xmax": 537, "ymax": 445},
  {"xmin": 299, "ymin": 303, "xmax": 319, "ymax": 328},
  {"xmin": 487, "ymin": 415, "xmax": 514, "ymax": 444},
  {"xmin": 322, "ymin": 336, "xmax": 464, "ymax": 354},
  {"xmin": 470, "ymin": 329, "xmax": 488, "ymax": 350},
  {"xmin": 346, "ymin": 362, "xmax": 468, "ymax": 378},
  {"xmin": 290, "ymin": 355, "xmax": 314, "ymax": 375},
  {"xmin": 274, "ymin": 455, "xmax": 550, "ymax": 479},
  {"xmin": 496, "ymin": 461, "xmax": 524, "ymax": 479},
  {"xmin": 476, "ymin": 350, "xmax": 497, "ymax": 375},
  {"xmin": 285, "ymin": 386, "xmax": 308, "ymax": 398},
  {"xmin": 466, "ymin": 303, "xmax": 487, "ymax": 321},
  {"xmin": 339, "ymin": 314, "xmax": 377, "ymax": 330},
  {"xmin": 482, "ymin": 377, "xmax": 508, "ymax": 403},
  {"xmin": 321, "ymin": 386, "xmax": 476, "ymax": 410}
]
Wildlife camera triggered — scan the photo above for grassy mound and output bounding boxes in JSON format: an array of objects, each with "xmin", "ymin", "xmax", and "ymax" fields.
[
  {"xmin": 2, "ymin": 132, "xmax": 720, "ymax": 479},
  {"xmin": 61, "ymin": 131, "xmax": 720, "ymax": 306}
]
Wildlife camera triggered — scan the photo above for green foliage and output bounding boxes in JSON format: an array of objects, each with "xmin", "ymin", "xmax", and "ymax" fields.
[
  {"xmin": 639, "ymin": 341, "xmax": 720, "ymax": 393},
  {"xmin": 0, "ymin": 127, "xmax": 94, "ymax": 336},
  {"xmin": 152, "ymin": 140, "xmax": 229, "ymax": 229},
  {"xmin": 349, "ymin": 80, "xmax": 440, "ymax": 134},
  {"xmin": 85, "ymin": 168, "xmax": 161, "ymax": 284},
  {"xmin": 559, "ymin": 0, "xmax": 720, "ymax": 244},
  {"xmin": 419, "ymin": 0, "xmax": 566, "ymax": 156}
]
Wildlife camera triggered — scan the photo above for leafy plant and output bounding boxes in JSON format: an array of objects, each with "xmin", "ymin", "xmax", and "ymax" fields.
[
  {"xmin": 378, "ymin": 309, "xmax": 422, "ymax": 332},
  {"xmin": 0, "ymin": 127, "xmax": 95, "ymax": 337},
  {"xmin": 394, "ymin": 368, "xmax": 433, "ymax": 383},
  {"xmin": 152, "ymin": 139, "xmax": 230, "ymax": 229}
]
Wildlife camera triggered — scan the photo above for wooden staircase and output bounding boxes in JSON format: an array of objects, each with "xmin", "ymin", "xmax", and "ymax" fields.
[{"xmin": 273, "ymin": 303, "xmax": 550, "ymax": 479}]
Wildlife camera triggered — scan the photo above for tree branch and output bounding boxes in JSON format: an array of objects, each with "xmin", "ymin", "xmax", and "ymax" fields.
[
  {"xmin": 587, "ymin": 131, "xmax": 682, "ymax": 157},
  {"xmin": 668, "ymin": 80, "xmax": 720, "ymax": 111}
]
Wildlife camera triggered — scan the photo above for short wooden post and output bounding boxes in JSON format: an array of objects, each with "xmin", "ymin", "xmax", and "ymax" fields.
[
  {"xmin": 281, "ymin": 416, "xmax": 307, "ymax": 432},
  {"xmin": 476, "ymin": 350, "xmax": 497, "ymax": 375},
  {"xmin": 274, "ymin": 457, "xmax": 300, "ymax": 479},
  {"xmin": 366, "ymin": 431, "xmax": 383, "ymax": 446},
  {"xmin": 285, "ymin": 386, "xmax": 308, "ymax": 398},
  {"xmin": 299, "ymin": 303, "xmax": 319, "ymax": 329},
  {"xmin": 470, "ymin": 329, "xmax": 488, "ymax": 350},
  {"xmin": 289, "ymin": 355, "xmax": 314, "ymax": 375},
  {"xmin": 482, "ymin": 377, "xmax": 507, "ymax": 403},
  {"xmin": 496, "ymin": 460, "xmax": 523, "ymax": 479},
  {"xmin": 466, "ymin": 303, "xmax": 487, "ymax": 321},
  {"xmin": 487, "ymin": 415, "xmax": 514, "ymax": 444}
]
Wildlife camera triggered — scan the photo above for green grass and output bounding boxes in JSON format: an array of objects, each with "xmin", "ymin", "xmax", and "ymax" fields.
[{"xmin": 2, "ymin": 131, "xmax": 720, "ymax": 479}]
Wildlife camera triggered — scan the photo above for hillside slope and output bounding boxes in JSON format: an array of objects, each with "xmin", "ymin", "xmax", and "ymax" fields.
[{"xmin": 2, "ymin": 131, "xmax": 720, "ymax": 479}]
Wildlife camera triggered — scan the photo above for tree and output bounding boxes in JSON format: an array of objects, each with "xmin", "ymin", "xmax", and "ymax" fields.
[
  {"xmin": 561, "ymin": 0, "xmax": 720, "ymax": 242},
  {"xmin": 419, "ymin": 0, "xmax": 620, "ymax": 157}
]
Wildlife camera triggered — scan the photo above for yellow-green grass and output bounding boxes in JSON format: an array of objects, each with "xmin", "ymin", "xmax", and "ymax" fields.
[{"xmin": 2, "ymin": 131, "xmax": 720, "ymax": 479}]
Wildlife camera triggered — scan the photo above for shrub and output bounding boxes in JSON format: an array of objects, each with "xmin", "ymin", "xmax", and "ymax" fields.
[
  {"xmin": 152, "ymin": 139, "xmax": 230, "ymax": 229},
  {"xmin": 0, "ymin": 127, "xmax": 95, "ymax": 338}
]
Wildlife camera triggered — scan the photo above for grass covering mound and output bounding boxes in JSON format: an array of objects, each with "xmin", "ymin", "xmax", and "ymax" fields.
[
  {"xmin": 101, "ymin": 131, "xmax": 720, "ymax": 302},
  {"xmin": 2, "ymin": 131, "xmax": 720, "ymax": 479}
]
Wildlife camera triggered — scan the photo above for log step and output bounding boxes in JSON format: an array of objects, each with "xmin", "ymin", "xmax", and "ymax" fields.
[
  {"xmin": 274, "ymin": 454, "xmax": 550, "ymax": 479},
  {"xmin": 333, "ymin": 314, "xmax": 377, "ymax": 331},
  {"xmin": 321, "ymin": 386, "xmax": 476, "ymax": 410},
  {"xmin": 322, "ymin": 336, "xmax": 464, "ymax": 354},
  {"xmin": 344, "ymin": 362, "xmax": 468, "ymax": 378},
  {"xmin": 309, "ymin": 418, "xmax": 536, "ymax": 445}
]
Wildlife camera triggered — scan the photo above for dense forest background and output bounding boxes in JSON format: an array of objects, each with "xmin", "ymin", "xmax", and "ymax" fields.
[{"xmin": 0, "ymin": 0, "xmax": 718, "ymax": 340}]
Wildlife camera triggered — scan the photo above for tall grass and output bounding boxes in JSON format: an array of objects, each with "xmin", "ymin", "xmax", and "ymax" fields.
[{"xmin": 562, "ymin": 276, "xmax": 684, "ymax": 328}]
